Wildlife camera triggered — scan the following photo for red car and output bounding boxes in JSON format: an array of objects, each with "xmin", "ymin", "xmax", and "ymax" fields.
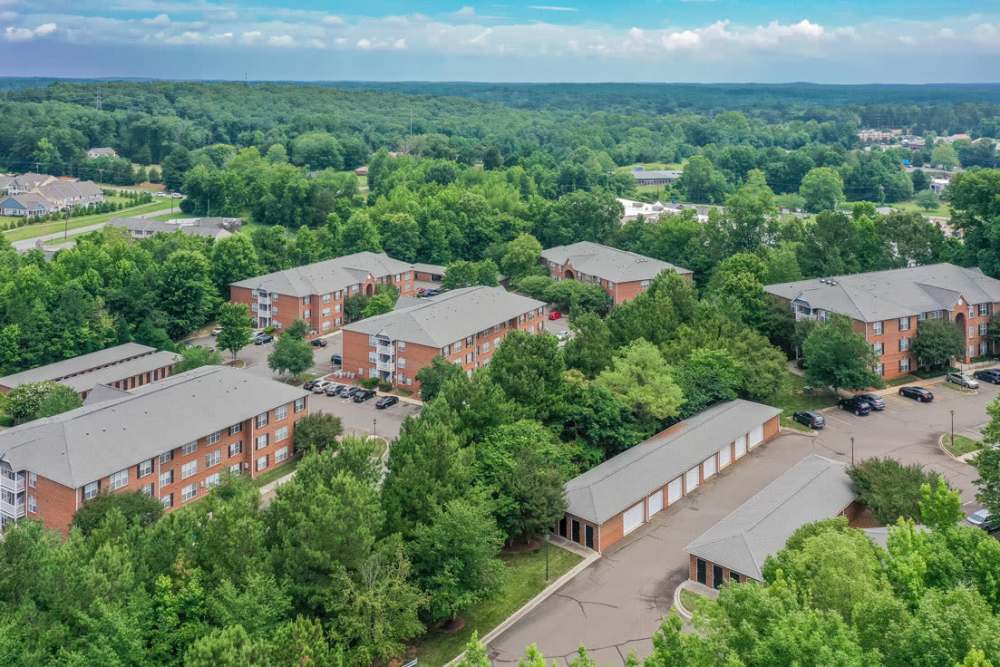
[{"xmin": 548, "ymin": 310, "xmax": 562, "ymax": 321}]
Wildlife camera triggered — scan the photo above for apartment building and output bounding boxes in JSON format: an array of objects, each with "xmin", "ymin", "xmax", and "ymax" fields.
[
  {"xmin": 766, "ymin": 263, "xmax": 1000, "ymax": 380},
  {"xmin": 0, "ymin": 366, "xmax": 308, "ymax": 535},
  {"xmin": 541, "ymin": 241, "xmax": 693, "ymax": 305},
  {"xmin": 0, "ymin": 343, "xmax": 180, "ymax": 399},
  {"xmin": 341, "ymin": 286, "xmax": 547, "ymax": 389},
  {"xmin": 230, "ymin": 251, "xmax": 417, "ymax": 337}
]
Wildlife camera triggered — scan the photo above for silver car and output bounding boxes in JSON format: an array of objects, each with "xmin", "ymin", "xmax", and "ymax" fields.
[{"xmin": 946, "ymin": 372, "xmax": 979, "ymax": 389}]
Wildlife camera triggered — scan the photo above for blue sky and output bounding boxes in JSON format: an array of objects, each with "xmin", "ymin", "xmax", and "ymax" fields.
[{"xmin": 1, "ymin": 1, "xmax": 1000, "ymax": 82}]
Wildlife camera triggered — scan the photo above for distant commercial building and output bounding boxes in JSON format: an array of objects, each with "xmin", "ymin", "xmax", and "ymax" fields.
[
  {"xmin": 631, "ymin": 167, "xmax": 682, "ymax": 187},
  {"xmin": 560, "ymin": 400, "xmax": 782, "ymax": 552},
  {"xmin": 685, "ymin": 454, "xmax": 857, "ymax": 587},
  {"xmin": 86, "ymin": 147, "xmax": 118, "ymax": 159},
  {"xmin": 765, "ymin": 263, "xmax": 1000, "ymax": 380},
  {"xmin": 109, "ymin": 216, "xmax": 242, "ymax": 241},
  {"xmin": 541, "ymin": 241, "xmax": 693, "ymax": 305},
  {"xmin": 341, "ymin": 286, "xmax": 546, "ymax": 389},
  {"xmin": 230, "ymin": 252, "xmax": 418, "ymax": 337},
  {"xmin": 0, "ymin": 366, "xmax": 309, "ymax": 534},
  {"xmin": 0, "ymin": 343, "xmax": 180, "ymax": 399},
  {"xmin": 618, "ymin": 198, "xmax": 712, "ymax": 224}
]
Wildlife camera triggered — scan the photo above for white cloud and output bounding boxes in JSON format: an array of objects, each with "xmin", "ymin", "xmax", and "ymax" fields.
[
  {"xmin": 529, "ymin": 5, "xmax": 578, "ymax": 11},
  {"xmin": 455, "ymin": 6, "xmax": 476, "ymax": 18},
  {"xmin": 356, "ymin": 38, "xmax": 371, "ymax": 49},
  {"xmin": 322, "ymin": 15, "xmax": 343, "ymax": 26},
  {"xmin": 2, "ymin": 22, "xmax": 57, "ymax": 41},
  {"xmin": 141, "ymin": 13, "xmax": 170, "ymax": 26},
  {"xmin": 393, "ymin": 37, "xmax": 407, "ymax": 49},
  {"xmin": 34, "ymin": 22, "xmax": 57, "ymax": 36},
  {"xmin": 268, "ymin": 34, "xmax": 294, "ymax": 47}
]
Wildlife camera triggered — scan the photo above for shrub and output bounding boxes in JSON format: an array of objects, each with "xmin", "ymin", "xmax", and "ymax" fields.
[
  {"xmin": 377, "ymin": 380, "xmax": 393, "ymax": 392},
  {"xmin": 72, "ymin": 491, "xmax": 164, "ymax": 534},
  {"xmin": 847, "ymin": 457, "xmax": 940, "ymax": 524},
  {"xmin": 359, "ymin": 378, "xmax": 379, "ymax": 389}
]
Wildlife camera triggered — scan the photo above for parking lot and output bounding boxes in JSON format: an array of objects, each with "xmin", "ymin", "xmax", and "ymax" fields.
[{"xmin": 488, "ymin": 375, "xmax": 994, "ymax": 665}]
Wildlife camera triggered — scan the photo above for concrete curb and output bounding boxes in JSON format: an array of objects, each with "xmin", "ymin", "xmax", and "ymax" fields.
[
  {"xmin": 937, "ymin": 433, "xmax": 982, "ymax": 464},
  {"xmin": 443, "ymin": 544, "xmax": 600, "ymax": 667},
  {"xmin": 257, "ymin": 469, "xmax": 297, "ymax": 497},
  {"xmin": 673, "ymin": 581, "xmax": 694, "ymax": 621}
]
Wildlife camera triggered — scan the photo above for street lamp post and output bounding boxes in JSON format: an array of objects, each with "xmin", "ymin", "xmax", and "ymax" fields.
[
  {"xmin": 850, "ymin": 436, "xmax": 855, "ymax": 466},
  {"xmin": 951, "ymin": 409, "xmax": 955, "ymax": 449},
  {"xmin": 545, "ymin": 532, "xmax": 550, "ymax": 582},
  {"xmin": 372, "ymin": 417, "xmax": 377, "ymax": 438}
]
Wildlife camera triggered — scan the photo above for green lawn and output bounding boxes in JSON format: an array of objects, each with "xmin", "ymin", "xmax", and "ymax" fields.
[
  {"xmin": 943, "ymin": 434, "xmax": 982, "ymax": 457},
  {"xmin": 895, "ymin": 199, "xmax": 952, "ymax": 218},
  {"xmin": 414, "ymin": 543, "xmax": 582, "ymax": 666},
  {"xmin": 2, "ymin": 199, "xmax": 175, "ymax": 242},
  {"xmin": 680, "ymin": 588, "xmax": 709, "ymax": 615},
  {"xmin": 253, "ymin": 456, "xmax": 301, "ymax": 487},
  {"xmin": 775, "ymin": 371, "xmax": 838, "ymax": 427}
]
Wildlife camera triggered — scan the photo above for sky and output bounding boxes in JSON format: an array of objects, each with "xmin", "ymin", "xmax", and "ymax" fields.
[{"xmin": 1, "ymin": 1, "xmax": 1000, "ymax": 83}]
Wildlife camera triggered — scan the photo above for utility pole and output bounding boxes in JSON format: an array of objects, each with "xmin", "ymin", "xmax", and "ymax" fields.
[
  {"xmin": 372, "ymin": 417, "xmax": 377, "ymax": 438},
  {"xmin": 850, "ymin": 436, "xmax": 855, "ymax": 466},
  {"xmin": 951, "ymin": 409, "xmax": 955, "ymax": 449}
]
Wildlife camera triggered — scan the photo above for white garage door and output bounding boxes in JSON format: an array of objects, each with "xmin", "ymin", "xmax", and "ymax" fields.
[
  {"xmin": 702, "ymin": 455, "xmax": 717, "ymax": 480},
  {"xmin": 623, "ymin": 502, "xmax": 644, "ymax": 535},
  {"xmin": 719, "ymin": 444, "xmax": 732, "ymax": 469},
  {"xmin": 734, "ymin": 434, "xmax": 747, "ymax": 458},
  {"xmin": 749, "ymin": 424, "xmax": 765, "ymax": 448},
  {"xmin": 667, "ymin": 477, "xmax": 682, "ymax": 505},
  {"xmin": 685, "ymin": 467, "xmax": 700, "ymax": 492},
  {"xmin": 648, "ymin": 490, "xmax": 664, "ymax": 516}
]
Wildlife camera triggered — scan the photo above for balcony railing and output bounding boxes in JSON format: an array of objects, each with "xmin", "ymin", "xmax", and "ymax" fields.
[
  {"xmin": 376, "ymin": 359, "xmax": 395, "ymax": 373},
  {"xmin": 0, "ymin": 498, "xmax": 26, "ymax": 519},
  {"xmin": 0, "ymin": 475, "xmax": 24, "ymax": 494}
]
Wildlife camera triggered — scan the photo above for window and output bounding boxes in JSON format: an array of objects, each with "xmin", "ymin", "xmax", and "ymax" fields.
[
  {"xmin": 322, "ymin": 307, "xmax": 331, "ymax": 316},
  {"xmin": 493, "ymin": 337, "xmax": 501, "ymax": 348},
  {"xmin": 207, "ymin": 431, "xmax": 222, "ymax": 445},
  {"xmin": 900, "ymin": 357, "xmax": 911, "ymax": 372},
  {"xmin": 181, "ymin": 484, "xmax": 197, "ymax": 503},
  {"xmin": 899, "ymin": 337, "xmax": 910, "ymax": 352},
  {"xmin": 181, "ymin": 441, "xmax": 197, "ymax": 456},
  {"xmin": 465, "ymin": 352, "xmax": 474, "ymax": 364},
  {"xmin": 481, "ymin": 341, "xmax": 490, "ymax": 353},
  {"xmin": 275, "ymin": 447, "xmax": 288, "ymax": 463},
  {"xmin": 982, "ymin": 341, "xmax": 989, "ymax": 355},
  {"xmin": 899, "ymin": 317, "xmax": 911, "ymax": 332},
  {"xmin": 137, "ymin": 459, "xmax": 153, "ymax": 478},
  {"xmin": 442, "ymin": 344, "xmax": 451, "ymax": 356},
  {"xmin": 294, "ymin": 397, "xmax": 305, "ymax": 412},
  {"xmin": 161, "ymin": 494, "xmax": 173, "ymax": 508},
  {"xmin": 335, "ymin": 304, "xmax": 341, "ymax": 313},
  {"xmin": 454, "ymin": 340, "xmax": 463, "ymax": 352},
  {"xmin": 970, "ymin": 326, "xmax": 977, "ymax": 338},
  {"xmin": 160, "ymin": 450, "xmax": 173, "ymax": 465},
  {"xmin": 980, "ymin": 303, "xmax": 990, "ymax": 316},
  {"xmin": 968, "ymin": 344, "xmax": 976, "ymax": 357},
  {"xmin": 274, "ymin": 426, "xmax": 289, "ymax": 442},
  {"xmin": 205, "ymin": 450, "xmax": 221, "ymax": 468},
  {"xmin": 229, "ymin": 463, "xmax": 242, "ymax": 476},
  {"xmin": 256, "ymin": 455, "xmax": 268, "ymax": 471},
  {"xmin": 335, "ymin": 290, "xmax": 343, "ymax": 300},
  {"xmin": 397, "ymin": 358, "xmax": 406, "ymax": 368},
  {"xmin": 109, "ymin": 469, "xmax": 129, "ymax": 491},
  {"xmin": 322, "ymin": 321, "xmax": 331, "ymax": 330},
  {"xmin": 160, "ymin": 469, "xmax": 173, "ymax": 487},
  {"xmin": 981, "ymin": 323, "xmax": 989, "ymax": 336},
  {"xmin": 302, "ymin": 296, "xmax": 309, "ymax": 305},
  {"xmin": 228, "ymin": 441, "xmax": 243, "ymax": 457},
  {"xmin": 875, "ymin": 363, "xmax": 885, "ymax": 376},
  {"xmin": 397, "ymin": 341, "xmax": 406, "ymax": 350},
  {"xmin": 256, "ymin": 412, "xmax": 269, "ymax": 428},
  {"xmin": 303, "ymin": 310, "xmax": 311, "ymax": 318},
  {"xmin": 256, "ymin": 434, "xmax": 268, "ymax": 450},
  {"xmin": 84, "ymin": 481, "xmax": 99, "ymax": 500},
  {"xmin": 141, "ymin": 483, "xmax": 154, "ymax": 497},
  {"xmin": 204, "ymin": 473, "xmax": 221, "ymax": 489},
  {"xmin": 28, "ymin": 495, "xmax": 37, "ymax": 513},
  {"xmin": 276, "ymin": 405, "xmax": 288, "ymax": 421},
  {"xmin": 969, "ymin": 305, "xmax": 976, "ymax": 318},
  {"xmin": 640, "ymin": 279, "xmax": 651, "ymax": 289},
  {"xmin": 228, "ymin": 423, "xmax": 242, "ymax": 435},
  {"xmin": 322, "ymin": 293, "xmax": 331, "ymax": 303},
  {"xmin": 181, "ymin": 461, "xmax": 197, "ymax": 480},
  {"xmin": 873, "ymin": 342, "xmax": 883, "ymax": 355},
  {"xmin": 28, "ymin": 472, "xmax": 36, "ymax": 488},
  {"xmin": 873, "ymin": 321, "xmax": 883, "ymax": 335}
]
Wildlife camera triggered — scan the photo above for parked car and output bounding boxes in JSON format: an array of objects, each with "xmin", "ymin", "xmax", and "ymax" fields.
[
  {"xmin": 376, "ymin": 395, "xmax": 400, "ymax": 409},
  {"xmin": 968, "ymin": 509, "xmax": 992, "ymax": 527},
  {"xmin": 170, "ymin": 192, "xmax": 183, "ymax": 199},
  {"xmin": 211, "ymin": 326, "xmax": 222, "ymax": 336},
  {"xmin": 838, "ymin": 396, "xmax": 872, "ymax": 416},
  {"xmin": 325, "ymin": 383, "xmax": 346, "ymax": 396},
  {"xmin": 311, "ymin": 380, "xmax": 331, "ymax": 394},
  {"xmin": 343, "ymin": 386, "xmax": 361, "ymax": 399},
  {"xmin": 303, "ymin": 379, "xmax": 317, "ymax": 391},
  {"xmin": 899, "ymin": 386, "xmax": 934, "ymax": 402},
  {"xmin": 421, "ymin": 289, "xmax": 440, "ymax": 298},
  {"xmin": 253, "ymin": 333, "xmax": 273, "ymax": 345},
  {"xmin": 856, "ymin": 393, "xmax": 886, "ymax": 411},
  {"xmin": 330, "ymin": 354, "xmax": 343, "ymax": 366},
  {"xmin": 974, "ymin": 368, "xmax": 1000, "ymax": 384},
  {"xmin": 353, "ymin": 389, "xmax": 376, "ymax": 403},
  {"xmin": 548, "ymin": 310, "xmax": 562, "ymax": 321},
  {"xmin": 792, "ymin": 411, "xmax": 826, "ymax": 429},
  {"xmin": 946, "ymin": 372, "xmax": 980, "ymax": 389},
  {"xmin": 311, "ymin": 338, "xmax": 328, "ymax": 347}
]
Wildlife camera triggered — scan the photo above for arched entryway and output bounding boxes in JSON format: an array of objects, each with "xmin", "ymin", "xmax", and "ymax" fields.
[
  {"xmin": 365, "ymin": 283, "xmax": 374, "ymax": 297},
  {"xmin": 564, "ymin": 269, "xmax": 576, "ymax": 280}
]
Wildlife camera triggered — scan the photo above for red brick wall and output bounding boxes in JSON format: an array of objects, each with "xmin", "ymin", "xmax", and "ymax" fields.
[
  {"xmin": 31, "ymin": 476, "xmax": 77, "ymax": 535},
  {"xmin": 598, "ymin": 513, "xmax": 623, "ymax": 551}
]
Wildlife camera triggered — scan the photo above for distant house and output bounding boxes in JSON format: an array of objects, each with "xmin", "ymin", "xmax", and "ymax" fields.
[
  {"xmin": 631, "ymin": 167, "xmax": 682, "ymax": 187},
  {"xmin": 354, "ymin": 166, "xmax": 369, "ymax": 176},
  {"xmin": 5, "ymin": 173, "xmax": 56, "ymax": 195},
  {"xmin": 37, "ymin": 180, "xmax": 104, "ymax": 209},
  {"xmin": 0, "ymin": 173, "xmax": 104, "ymax": 216},
  {"xmin": 86, "ymin": 147, "xmax": 118, "ymax": 159},
  {"xmin": 0, "ymin": 193, "xmax": 54, "ymax": 217},
  {"xmin": 930, "ymin": 178, "xmax": 950, "ymax": 194},
  {"xmin": 108, "ymin": 216, "xmax": 242, "ymax": 241}
]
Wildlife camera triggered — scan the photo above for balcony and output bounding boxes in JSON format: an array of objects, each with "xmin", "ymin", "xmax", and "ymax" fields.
[
  {"xmin": 0, "ymin": 498, "xmax": 25, "ymax": 519},
  {"xmin": 0, "ymin": 475, "xmax": 24, "ymax": 494},
  {"xmin": 376, "ymin": 358, "xmax": 395, "ymax": 373}
]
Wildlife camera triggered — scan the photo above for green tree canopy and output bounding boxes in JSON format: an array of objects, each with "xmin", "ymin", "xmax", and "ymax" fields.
[
  {"xmin": 912, "ymin": 318, "xmax": 964, "ymax": 371},
  {"xmin": 802, "ymin": 315, "xmax": 882, "ymax": 391}
]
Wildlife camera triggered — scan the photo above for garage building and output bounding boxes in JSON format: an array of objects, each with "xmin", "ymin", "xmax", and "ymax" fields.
[
  {"xmin": 684, "ymin": 454, "xmax": 856, "ymax": 588},
  {"xmin": 559, "ymin": 399, "xmax": 782, "ymax": 552}
]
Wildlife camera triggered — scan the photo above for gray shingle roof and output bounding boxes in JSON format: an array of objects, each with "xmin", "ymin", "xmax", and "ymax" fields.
[
  {"xmin": 0, "ymin": 343, "xmax": 158, "ymax": 389},
  {"xmin": 0, "ymin": 366, "xmax": 308, "ymax": 489},
  {"xmin": 764, "ymin": 263, "xmax": 1000, "ymax": 322},
  {"xmin": 108, "ymin": 216, "xmax": 237, "ymax": 240},
  {"xmin": 565, "ymin": 400, "xmax": 782, "ymax": 525},
  {"xmin": 541, "ymin": 241, "xmax": 692, "ymax": 283},
  {"xmin": 58, "ymin": 351, "xmax": 181, "ymax": 393},
  {"xmin": 231, "ymin": 251, "xmax": 415, "ymax": 297},
  {"xmin": 342, "ymin": 286, "xmax": 545, "ymax": 348},
  {"xmin": 685, "ymin": 454, "xmax": 855, "ymax": 580},
  {"xmin": 1, "ymin": 192, "xmax": 53, "ymax": 212}
]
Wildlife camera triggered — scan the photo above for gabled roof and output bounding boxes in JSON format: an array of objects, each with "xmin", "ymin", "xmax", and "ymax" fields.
[
  {"xmin": 565, "ymin": 400, "xmax": 782, "ymax": 525},
  {"xmin": 231, "ymin": 251, "xmax": 414, "ymax": 297},
  {"xmin": 1, "ymin": 193, "xmax": 53, "ymax": 211},
  {"xmin": 108, "ymin": 216, "xmax": 236, "ymax": 240},
  {"xmin": 685, "ymin": 454, "xmax": 855, "ymax": 580},
  {"xmin": 541, "ymin": 241, "xmax": 692, "ymax": 283},
  {"xmin": 0, "ymin": 343, "xmax": 157, "ymax": 388},
  {"xmin": 58, "ymin": 351, "xmax": 181, "ymax": 394},
  {"xmin": 343, "ymin": 286, "xmax": 545, "ymax": 348},
  {"xmin": 0, "ymin": 366, "xmax": 308, "ymax": 489},
  {"xmin": 765, "ymin": 263, "xmax": 1000, "ymax": 322}
]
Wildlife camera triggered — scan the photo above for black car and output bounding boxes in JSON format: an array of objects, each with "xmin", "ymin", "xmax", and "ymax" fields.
[
  {"xmin": 792, "ymin": 411, "xmax": 825, "ymax": 429},
  {"xmin": 330, "ymin": 354, "xmax": 343, "ymax": 366},
  {"xmin": 325, "ymin": 383, "xmax": 346, "ymax": 396},
  {"xmin": 311, "ymin": 338, "xmax": 328, "ymax": 347},
  {"xmin": 899, "ymin": 386, "xmax": 934, "ymax": 402},
  {"xmin": 856, "ymin": 393, "xmax": 886, "ymax": 411},
  {"xmin": 303, "ymin": 379, "xmax": 317, "ymax": 391},
  {"xmin": 343, "ymin": 386, "xmax": 361, "ymax": 399},
  {"xmin": 838, "ymin": 396, "xmax": 872, "ymax": 416},
  {"xmin": 975, "ymin": 369, "xmax": 1000, "ymax": 384},
  {"xmin": 253, "ymin": 333, "xmax": 273, "ymax": 345},
  {"xmin": 376, "ymin": 395, "xmax": 400, "ymax": 409},
  {"xmin": 353, "ymin": 389, "xmax": 376, "ymax": 403}
]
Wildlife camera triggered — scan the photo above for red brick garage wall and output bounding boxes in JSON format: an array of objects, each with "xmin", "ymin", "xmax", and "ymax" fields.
[{"xmin": 598, "ymin": 512, "xmax": 624, "ymax": 551}]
